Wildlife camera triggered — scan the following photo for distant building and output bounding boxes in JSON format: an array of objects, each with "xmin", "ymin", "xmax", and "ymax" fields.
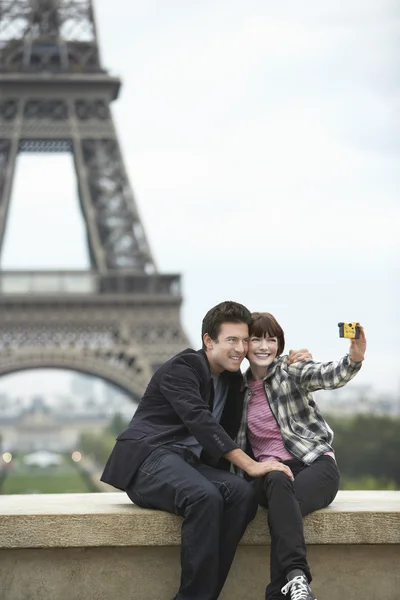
[
  {"xmin": 316, "ymin": 385, "xmax": 400, "ymax": 417},
  {"xmin": 0, "ymin": 394, "xmax": 137, "ymax": 453},
  {"xmin": 23, "ymin": 451, "xmax": 63, "ymax": 468}
]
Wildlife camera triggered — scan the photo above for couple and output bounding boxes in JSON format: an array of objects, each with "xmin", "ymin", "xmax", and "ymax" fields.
[{"xmin": 101, "ymin": 301, "xmax": 366, "ymax": 600}]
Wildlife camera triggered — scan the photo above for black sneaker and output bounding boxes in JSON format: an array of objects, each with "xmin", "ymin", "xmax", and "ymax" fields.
[{"xmin": 281, "ymin": 569, "xmax": 317, "ymax": 600}]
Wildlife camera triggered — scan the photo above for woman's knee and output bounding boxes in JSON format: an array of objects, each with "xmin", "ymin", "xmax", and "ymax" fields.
[
  {"xmin": 295, "ymin": 457, "xmax": 340, "ymax": 516},
  {"xmin": 256, "ymin": 471, "xmax": 294, "ymax": 505},
  {"xmin": 265, "ymin": 470, "xmax": 294, "ymax": 489}
]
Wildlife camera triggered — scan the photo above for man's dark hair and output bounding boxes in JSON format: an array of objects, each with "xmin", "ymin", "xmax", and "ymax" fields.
[{"xmin": 201, "ymin": 301, "xmax": 251, "ymax": 349}]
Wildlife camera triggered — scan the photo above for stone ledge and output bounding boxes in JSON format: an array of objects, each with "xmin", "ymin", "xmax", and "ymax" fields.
[{"xmin": 0, "ymin": 490, "xmax": 399, "ymax": 549}]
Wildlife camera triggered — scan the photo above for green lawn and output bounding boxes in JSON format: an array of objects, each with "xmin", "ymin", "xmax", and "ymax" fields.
[{"xmin": 1, "ymin": 456, "xmax": 91, "ymax": 494}]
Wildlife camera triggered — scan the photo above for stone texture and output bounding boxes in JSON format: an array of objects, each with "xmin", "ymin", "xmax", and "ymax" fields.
[
  {"xmin": 0, "ymin": 491, "xmax": 399, "ymax": 548},
  {"xmin": 0, "ymin": 544, "xmax": 399, "ymax": 600},
  {"xmin": 0, "ymin": 491, "xmax": 399, "ymax": 599}
]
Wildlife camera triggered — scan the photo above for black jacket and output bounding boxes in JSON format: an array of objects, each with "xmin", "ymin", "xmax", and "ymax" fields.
[{"xmin": 101, "ymin": 348, "xmax": 244, "ymax": 490}]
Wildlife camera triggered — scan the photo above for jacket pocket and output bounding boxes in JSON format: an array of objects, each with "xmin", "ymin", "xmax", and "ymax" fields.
[
  {"xmin": 117, "ymin": 429, "xmax": 147, "ymax": 441},
  {"xmin": 289, "ymin": 418, "xmax": 316, "ymax": 440}
]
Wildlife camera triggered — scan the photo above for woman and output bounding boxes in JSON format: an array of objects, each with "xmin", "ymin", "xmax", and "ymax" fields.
[{"xmin": 235, "ymin": 312, "xmax": 366, "ymax": 600}]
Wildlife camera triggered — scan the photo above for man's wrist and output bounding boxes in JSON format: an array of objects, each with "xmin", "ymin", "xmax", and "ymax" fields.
[{"xmin": 224, "ymin": 448, "xmax": 255, "ymax": 473}]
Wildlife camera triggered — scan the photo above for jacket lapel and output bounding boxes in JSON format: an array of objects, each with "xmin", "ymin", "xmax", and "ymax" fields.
[{"xmin": 197, "ymin": 349, "xmax": 214, "ymax": 410}]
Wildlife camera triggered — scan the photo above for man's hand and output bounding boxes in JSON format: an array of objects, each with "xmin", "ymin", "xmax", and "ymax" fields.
[
  {"xmin": 349, "ymin": 324, "xmax": 366, "ymax": 362},
  {"xmin": 247, "ymin": 460, "xmax": 294, "ymax": 481},
  {"xmin": 286, "ymin": 348, "xmax": 313, "ymax": 365},
  {"xmin": 225, "ymin": 448, "xmax": 294, "ymax": 480}
]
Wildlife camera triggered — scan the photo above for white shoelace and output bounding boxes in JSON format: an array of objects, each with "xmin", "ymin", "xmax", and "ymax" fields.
[{"xmin": 281, "ymin": 575, "xmax": 312, "ymax": 600}]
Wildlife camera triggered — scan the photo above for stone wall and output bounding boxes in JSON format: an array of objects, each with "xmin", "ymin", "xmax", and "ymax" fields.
[{"xmin": 0, "ymin": 491, "xmax": 399, "ymax": 600}]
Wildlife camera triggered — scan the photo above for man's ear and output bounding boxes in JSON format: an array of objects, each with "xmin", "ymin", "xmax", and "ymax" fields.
[{"xmin": 203, "ymin": 333, "xmax": 214, "ymax": 349}]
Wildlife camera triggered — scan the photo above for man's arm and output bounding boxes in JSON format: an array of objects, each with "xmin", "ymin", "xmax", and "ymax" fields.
[
  {"xmin": 286, "ymin": 348, "xmax": 313, "ymax": 365},
  {"xmin": 160, "ymin": 355, "xmax": 289, "ymax": 479},
  {"xmin": 159, "ymin": 355, "xmax": 239, "ymax": 460},
  {"xmin": 225, "ymin": 449, "xmax": 294, "ymax": 480}
]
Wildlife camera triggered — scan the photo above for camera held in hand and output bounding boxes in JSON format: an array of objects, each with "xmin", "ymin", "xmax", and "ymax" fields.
[{"xmin": 338, "ymin": 322, "xmax": 360, "ymax": 339}]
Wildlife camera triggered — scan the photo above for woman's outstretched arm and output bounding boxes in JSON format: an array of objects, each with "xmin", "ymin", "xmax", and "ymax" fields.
[{"xmin": 287, "ymin": 324, "xmax": 366, "ymax": 392}]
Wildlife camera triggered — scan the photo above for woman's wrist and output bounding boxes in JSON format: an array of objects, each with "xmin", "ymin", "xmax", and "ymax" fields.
[{"xmin": 349, "ymin": 352, "xmax": 364, "ymax": 363}]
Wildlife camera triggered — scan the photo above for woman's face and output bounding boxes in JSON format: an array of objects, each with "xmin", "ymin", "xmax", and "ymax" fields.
[{"xmin": 247, "ymin": 333, "xmax": 279, "ymax": 369}]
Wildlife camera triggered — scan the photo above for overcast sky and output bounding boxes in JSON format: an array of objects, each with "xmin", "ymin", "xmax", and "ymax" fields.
[{"xmin": 1, "ymin": 0, "xmax": 399, "ymax": 397}]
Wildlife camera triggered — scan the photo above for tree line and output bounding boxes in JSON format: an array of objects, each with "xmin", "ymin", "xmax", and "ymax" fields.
[
  {"xmin": 326, "ymin": 414, "xmax": 399, "ymax": 490},
  {"xmin": 79, "ymin": 413, "xmax": 400, "ymax": 491}
]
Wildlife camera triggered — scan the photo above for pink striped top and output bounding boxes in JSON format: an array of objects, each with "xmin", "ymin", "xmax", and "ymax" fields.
[{"xmin": 247, "ymin": 379, "xmax": 335, "ymax": 463}]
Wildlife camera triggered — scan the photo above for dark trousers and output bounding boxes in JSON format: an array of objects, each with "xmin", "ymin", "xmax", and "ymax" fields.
[
  {"xmin": 254, "ymin": 454, "xmax": 340, "ymax": 600},
  {"xmin": 126, "ymin": 446, "xmax": 258, "ymax": 600}
]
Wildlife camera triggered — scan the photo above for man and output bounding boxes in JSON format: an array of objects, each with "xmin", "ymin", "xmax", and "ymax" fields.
[{"xmin": 101, "ymin": 301, "xmax": 307, "ymax": 600}]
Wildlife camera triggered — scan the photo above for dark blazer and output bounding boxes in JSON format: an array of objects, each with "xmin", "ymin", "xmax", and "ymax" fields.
[{"xmin": 101, "ymin": 348, "xmax": 244, "ymax": 490}]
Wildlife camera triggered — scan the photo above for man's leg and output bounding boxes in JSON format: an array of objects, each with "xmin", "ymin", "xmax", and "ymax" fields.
[
  {"xmin": 257, "ymin": 456, "xmax": 340, "ymax": 599},
  {"xmin": 194, "ymin": 462, "xmax": 258, "ymax": 597},
  {"xmin": 126, "ymin": 447, "xmax": 231, "ymax": 600}
]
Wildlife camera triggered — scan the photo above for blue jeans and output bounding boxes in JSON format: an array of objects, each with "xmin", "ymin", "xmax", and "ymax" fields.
[{"xmin": 126, "ymin": 446, "xmax": 257, "ymax": 600}]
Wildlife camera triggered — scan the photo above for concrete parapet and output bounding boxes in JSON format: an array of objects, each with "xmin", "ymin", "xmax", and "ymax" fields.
[{"xmin": 0, "ymin": 490, "xmax": 399, "ymax": 599}]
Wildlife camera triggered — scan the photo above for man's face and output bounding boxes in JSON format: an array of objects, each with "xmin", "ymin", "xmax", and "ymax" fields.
[{"xmin": 204, "ymin": 322, "xmax": 249, "ymax": 374}]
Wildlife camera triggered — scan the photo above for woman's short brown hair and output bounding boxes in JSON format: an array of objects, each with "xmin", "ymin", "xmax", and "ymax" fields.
[{"xmin": 250, "ymin": 312, "xmax": 285, "ymax": 356}]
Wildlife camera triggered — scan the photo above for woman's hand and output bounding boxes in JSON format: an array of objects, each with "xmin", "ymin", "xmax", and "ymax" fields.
[
  {"xmin": 349, "ymin": 324, "xmax": 367, "ymax": 362},
  {"xmin": 247, "ymin": 460, "xmax": 294, "ymax": 481},
  {"xmin": 287, "ymin": 348, "xmax": 313, "ymax": 365}
]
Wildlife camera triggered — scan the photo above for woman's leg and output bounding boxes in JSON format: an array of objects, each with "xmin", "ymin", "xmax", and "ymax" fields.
[
  {"xmin": 256, "ymin": 467, "xmax": 308, "ymax": 599},
  {"xmin": 294, "ymin": 454, "xmax": 340, "ymax": 517},
  {"xmin": 259, "ymin": 456, "xmax": 340, "ymax": 599}
]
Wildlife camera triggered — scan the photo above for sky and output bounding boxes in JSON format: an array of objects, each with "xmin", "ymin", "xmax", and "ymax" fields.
[{"xmin": 0, "ymin": 0, "xmax": 399, "ymax": 396}]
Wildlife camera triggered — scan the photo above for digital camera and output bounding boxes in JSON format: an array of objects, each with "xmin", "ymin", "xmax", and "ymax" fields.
[{"xmin": 338, "ymin": 322, "xmax": 360, "ymax": 339}]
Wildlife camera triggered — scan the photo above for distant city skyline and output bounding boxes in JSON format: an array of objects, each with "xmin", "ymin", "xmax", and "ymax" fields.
[
  {"xmin": 0, "ymin": 367, "xmax": 398, "ymax": 413},
  {"xmin": 0, "ymin": 370, "xmax": 136, "ymax": 412}
]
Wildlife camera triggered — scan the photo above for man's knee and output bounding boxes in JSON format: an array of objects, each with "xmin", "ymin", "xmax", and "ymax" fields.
[
  {"xmin": 228, "ymin": 477, "xmax": 258, "ymax": 519},
  {"xmin": 232, "ymin": 475, "xmax": 255, "ymax": 497},
  {"xmin": 236, "ymin": 477, "xmax": 257, "ymax": 504},
  {"xmin": 190, "ymin": 483, "xmax": 224, "ymax": 510},
  {"xmin": 243, "ymin": 481, "xmax": 258, "ymax": 519}
]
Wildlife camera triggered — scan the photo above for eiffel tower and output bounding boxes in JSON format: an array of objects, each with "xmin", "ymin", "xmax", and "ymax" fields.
[{"xmin": 0, "ymin": 0, "xmax": 189, "ymax": 400}]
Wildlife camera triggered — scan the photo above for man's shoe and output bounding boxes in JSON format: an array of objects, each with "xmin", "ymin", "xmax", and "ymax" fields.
[{"xmin": 281, "ymin": 569, "xmax": 316, "ymax": 600}]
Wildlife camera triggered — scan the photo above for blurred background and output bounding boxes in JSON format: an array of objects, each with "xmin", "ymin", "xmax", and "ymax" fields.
[{"xmin": 0, "ymin": 0, "xmax": 399, "ymax": 494}]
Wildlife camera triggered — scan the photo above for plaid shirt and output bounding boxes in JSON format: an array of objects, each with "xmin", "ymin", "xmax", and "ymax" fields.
[{"xmin": 235, "ymin": 354, "xmax": 363, "ymax": 477}]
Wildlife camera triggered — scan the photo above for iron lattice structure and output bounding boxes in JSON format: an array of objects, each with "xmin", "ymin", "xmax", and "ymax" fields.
[{"xmin": 0, "ymin": 0, "xmax": 189, "ymax": 398}]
